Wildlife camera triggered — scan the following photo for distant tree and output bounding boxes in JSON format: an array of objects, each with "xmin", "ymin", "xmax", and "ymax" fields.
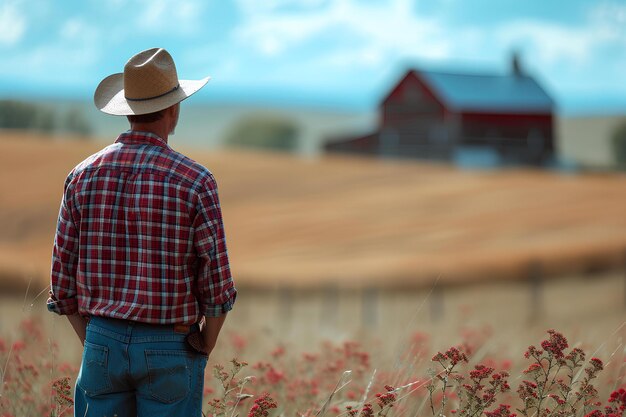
[
  {"xmin": 225, "ymin": 115, "xmax": 299, "ymax": 152},
  {"xmin": 63, "ymin": 108, "xmax": 92, "ymax": 137},
  {"xmin": 612, "ymin": 120, "xmax": 626, "ymax": 170},
  {"xmin": 0, "ymin": 100, "xmax": 35, "ymax": 129},
  {"xmin": 0, "ymin": 100, "xmax": 93, "ymax": 137},
  {"xmin": 34, "ymin": 107, "xmax": 56, "ymax": 133},
  {"xmin": 0, "ymin": 100, "xmax": 56, "ymax": 133}
]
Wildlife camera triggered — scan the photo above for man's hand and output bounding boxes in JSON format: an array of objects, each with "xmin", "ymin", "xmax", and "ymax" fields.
[
  {"xmin": 200, "ymin": 314, "xmax": 227, "ymax": 356},
  {"xmin": 66, "ymin": 314, "xmax": 88, "ymax": 346}
]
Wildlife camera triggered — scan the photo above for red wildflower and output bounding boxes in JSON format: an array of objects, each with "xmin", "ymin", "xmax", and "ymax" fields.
[
  {"xmin": 540, "ymin": 329, "xmax": 568, "ymax": 359},
  {"xmin": 590, "ymin": 357, "xmax": 604, "ymax": 372},
  {"xmin": 375, "ymin": 385, "xmax": 397, "ymax": 409},
  {"xmin": 265, "ymin": 366, "xmax": 285, "ymax": 385},
  {"xmin": 11, "ymin": 340, "xmax": 26, "ymax": 352},
  {"xmin": 360, "ymin": 403, "xmax": 374, "ymax": 417},
  {"xmin": 248, "ymin": 393, "xmax": 277, "ymax": 417},
  {"xmin": 484, "ymin": 404, "xmax": 517, "ymax": 417},
  {"xmin": 469, "ymin": 364, "xmax": 494, "ymax": 380},
  {"xmin": 523, "ymin": 363, "xmax": 542, "ymax": 374},
  {"xmin": 445, "ymin": 346, "xmax": 468, "ymax": 365},
  {"xmin": 432, "ymin": 346, "xmax": 468, "ymax": 366},
  {"xmin": 271, "ymin": 345, "xmax": 285, "ymax": 358},
  {"xmin": 231, "ymin": 333, "xmax": 248, "ymax": 352}
]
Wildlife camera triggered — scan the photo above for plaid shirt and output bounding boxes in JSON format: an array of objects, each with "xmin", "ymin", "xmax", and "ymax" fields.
[{"xmin": 47, "ymin": 131, "xmax": 236, "ymax": 324}]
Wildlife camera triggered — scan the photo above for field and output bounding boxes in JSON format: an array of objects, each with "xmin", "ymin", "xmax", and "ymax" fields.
[
  {"xmin": 1, "ymin": 131, "xmax": 625, "ymax": 292},
  {"xmin": 1, "ymin": 131, "xmax": 626, "ymax": 416}
]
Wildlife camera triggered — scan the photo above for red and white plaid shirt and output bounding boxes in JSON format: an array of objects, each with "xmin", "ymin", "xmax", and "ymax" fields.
[{"xmin": 48, "ymin": 131, "xmax": 236, "ymax": 324}]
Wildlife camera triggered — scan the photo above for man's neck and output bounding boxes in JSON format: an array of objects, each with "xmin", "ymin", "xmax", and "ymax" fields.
[{"xmin": 129, "ymin": 123, "xmax": 169, "ymax": 143}]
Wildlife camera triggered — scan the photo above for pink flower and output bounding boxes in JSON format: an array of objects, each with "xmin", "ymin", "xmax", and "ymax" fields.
[
  {"xmin": 265, "ymin": 366, "xmax": 285, "ymax": 385},
  {"xmin": 11, "ymin": 340, "xmax": 26, "ymax": 352}
]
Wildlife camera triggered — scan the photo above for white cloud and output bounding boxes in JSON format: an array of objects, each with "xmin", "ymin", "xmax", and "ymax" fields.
[
  {"xmin": 495, "ymin": 21, "xmax": 595, "ymax": 66},
  {"xmin": 0, "ymin": 16, "xmax": 101, "ymax": 84},
  {"xmin": 60, "ymin": 18, "xmax": 98, "ymax": 42},
  {"xmin": 233, "ymin": 0, "xmax": 453, "ymax": 65},
  {"xmin": 137, "ymin": 0, "xmax": 205, "ymax": 35},
  {"xmin": 235, "ymin": 0, "xmax": 329, "ymax": 13},
  {"xmin": 0, "ymin": 1, "xmax": 26, "ymax": 46}
]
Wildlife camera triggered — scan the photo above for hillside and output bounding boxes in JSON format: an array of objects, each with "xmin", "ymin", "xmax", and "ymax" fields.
[{"xmin": 1, "ymin": 131, "xmax": 625, "ymax": 292}]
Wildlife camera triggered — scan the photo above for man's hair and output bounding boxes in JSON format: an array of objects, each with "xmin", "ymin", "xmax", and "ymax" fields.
[{"xmin": 127, "ymin": 110, "xmax": 165, "ymax": 124}]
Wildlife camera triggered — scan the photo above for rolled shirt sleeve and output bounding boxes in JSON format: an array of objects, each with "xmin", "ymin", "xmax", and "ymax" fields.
[
  {"xmin": 48, "ymin": 174, "xmax": 80, "ymax": 315},
  {"xmin": 192, "ymin": 176, "xmax": 237, "ymax": 317}
]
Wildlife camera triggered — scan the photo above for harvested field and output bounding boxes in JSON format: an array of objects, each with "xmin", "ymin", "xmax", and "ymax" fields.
[{"xmin": 0, "ymin": 131, "xmax": 625, "ymax": 292}]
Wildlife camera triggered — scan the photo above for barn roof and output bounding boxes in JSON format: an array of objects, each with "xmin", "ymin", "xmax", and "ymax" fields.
[{"xmin": 417, "ymin": 70, "xmax": 554, "ymax": 113}]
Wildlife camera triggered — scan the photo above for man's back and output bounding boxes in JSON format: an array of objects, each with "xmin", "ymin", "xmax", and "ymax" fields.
[{"xmin": 49, "ymin": 130, "xmax": 235, "ymax": 324}]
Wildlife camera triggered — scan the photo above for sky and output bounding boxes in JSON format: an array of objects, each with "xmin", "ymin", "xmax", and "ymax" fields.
[{"xmin": 0, "ymin": 0, "xmax": 625, "ymax": 115}]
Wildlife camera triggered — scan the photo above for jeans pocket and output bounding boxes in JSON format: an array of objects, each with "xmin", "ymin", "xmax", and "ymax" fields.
[
  {"xmin": 77, "ymin": 341, "xmax": 113, "ymax": 396},
  {"xmin": 145, "ymin": 350, "xmax": 191, "ymax": 404}
]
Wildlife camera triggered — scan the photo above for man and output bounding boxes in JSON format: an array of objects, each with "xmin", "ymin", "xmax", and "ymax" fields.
[{"xmin": 47, "ymin": 48, "xmax": 236, "ymax": 417}]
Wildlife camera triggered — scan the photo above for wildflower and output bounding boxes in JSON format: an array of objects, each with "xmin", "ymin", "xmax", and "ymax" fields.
[
  {"xmin": 375, "ymin": 385, "xmax": 397, "ymax": 409},
  {"xmin": 585, "ymin": 357, "xmax": 604, "ymax": 379},
  {"xmin": 500, "ymin": 359, "xmax": 513, "ymax": 371},
  {"xmin": 303, "ymin": 353, "xmax": 318, "ymax": 362},
  {"xmin": 565, "ymin": 347, "xmax": 585, "ymax": 364},
  {"xmin": 517, "ymin": 380, "xmax": 539, "ymax": 400},
  {"xmin": 432, "ymin": 346, "xmax": 468, "ymax": 366},
  {"xmin": 360, "ymin": 403, "xmax": 374, "ymax": 417},
  {"xmin": 264, "ymin": 366, "xmax": 285, "ymax": 385},
  {"xmin": 469, "ymin": 364, "xmax": 493, "ymax": 380},
  {"xmin": 523, "ymin": 363, "xmax": 542, "ymax": 375},
  {"xmin": 445, "ymin": 346, "xmax": 468, "ymax": 365},
  {"xmin": 540, "ymin": 329, "xmax": 568, "ymax": 359},
  {"xmin": 208, "ymin": 398, "xmax": 227, "ymax": 414},
  {"xmin": 589, "ymin": 357, "xmax": 604, "ymax": 372},
  {"xmin": 58, "ymin": 362, "xmax": 75, "ymax": 375},
  {"xmin": 11, "ymin": 340, "xmax": 26, "ymax": 352},
  {"xmin": 230, "ymin": 333, "xmax": 247, "ymax": 351},
  {"xmin": 248, "ymin": 393, "xmax": 277, "ymax": 417},
  {"xmin": 524, "ymin": 345, "xmax": 543, "ymax": 359},
  {"xmin": 213, "ymin": 364, "xmax": 230, "ymax": 384},
  {"xmin": 230, "ymin": 358, "xmax": 249, "ymax": 374},
  {"xmin": 485, "ymin": 404, "xmax": 517, "ymax": 417},
  {"xmin": 548, "ymin": 394, "xmax": 566, "ymax": 406},
  {"xmin": 271, "ymin": 345, "xmax": 285, "ymax": 358},
  {"xmin": 52, "ymin": 376, "xmax": 74, "ymax": 407}
]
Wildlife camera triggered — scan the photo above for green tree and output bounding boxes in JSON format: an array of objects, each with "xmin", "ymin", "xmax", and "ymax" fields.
[
  {"xmin": 612, "ymin": 120, "xmax": 626, "ymax": 170},
  {"xmin": 0, "ymin": 100, "xmax": 56, "ymax": 133},
  {"xmin": 63, "ymin": 108, "xmax": 92, "ymax": 137},
  {"xmin": 225, "ymin": 115, "xmax": 299, "ymax": 152}
]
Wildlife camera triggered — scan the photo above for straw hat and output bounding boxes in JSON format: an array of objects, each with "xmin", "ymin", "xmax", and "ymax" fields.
[{"xmin": 94, "ymin": 48, "xmax": 210, "ymax": 116}]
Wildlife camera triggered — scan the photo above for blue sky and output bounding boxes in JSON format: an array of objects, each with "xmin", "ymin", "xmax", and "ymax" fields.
[{"xmin": 1, "ymin": 0, "xmax": 625, "ymax": 114}]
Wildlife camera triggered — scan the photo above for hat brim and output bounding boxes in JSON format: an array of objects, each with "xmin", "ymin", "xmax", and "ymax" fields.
[{"xmin": 94, "ymin": 73, "xmax": 210, "ymax": 116}]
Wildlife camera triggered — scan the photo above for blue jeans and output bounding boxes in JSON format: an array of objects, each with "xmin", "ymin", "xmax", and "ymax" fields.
[{"xmin": 75, "ymin": 316, "xmax": 208, "ymax": 417}]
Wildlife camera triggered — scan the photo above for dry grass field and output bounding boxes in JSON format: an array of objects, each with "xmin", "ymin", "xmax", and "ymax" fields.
[
  {"xmin": 0, "ymin": 130, "xmax": 625, "ymax": 293},
  {"xmin": 2, "ymin": 131, "xmax": 626, "ymax": 414}
]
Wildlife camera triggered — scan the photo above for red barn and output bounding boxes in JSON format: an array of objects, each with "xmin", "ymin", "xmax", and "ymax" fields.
[{"xmin": 326, "ymin": 58, "xmax": 555, "ymax": 167}]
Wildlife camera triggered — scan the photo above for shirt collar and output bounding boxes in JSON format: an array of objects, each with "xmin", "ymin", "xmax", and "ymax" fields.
[{"xmin": 114, "ymin": 130, "xmax": 169, "ymax": 149}]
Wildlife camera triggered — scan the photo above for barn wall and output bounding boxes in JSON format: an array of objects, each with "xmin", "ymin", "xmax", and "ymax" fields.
[
  {"xmin": 378, "ymin": 72, "xmax": 455, "ymax": 159},
  {"xmin": 460, "ymin": 112, "xmax": 554, "ymax": 164}
]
